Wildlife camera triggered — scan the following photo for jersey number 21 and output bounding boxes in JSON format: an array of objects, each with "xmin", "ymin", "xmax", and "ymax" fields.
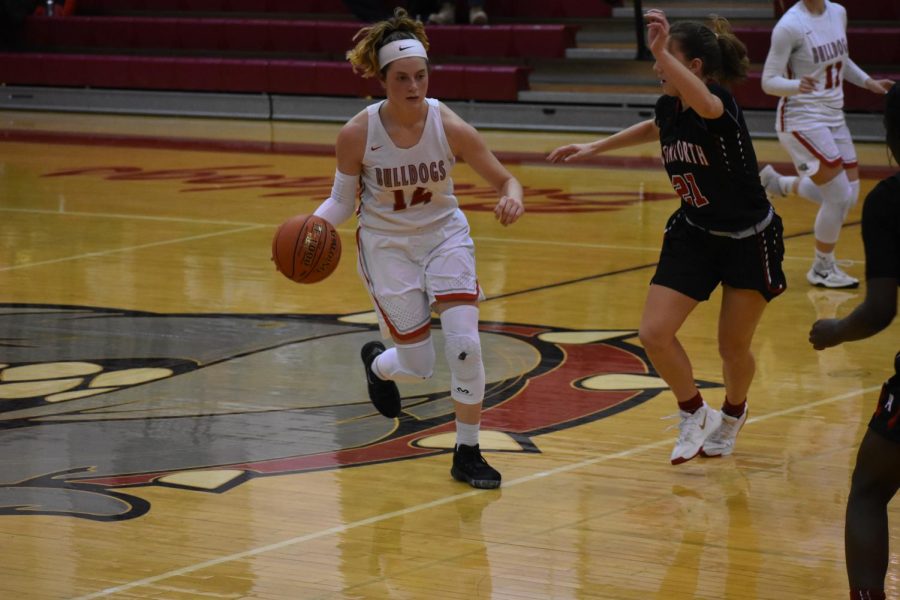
[{"xmin": 671, "ymin": 173, "xmax": 710, "ymax": 208}]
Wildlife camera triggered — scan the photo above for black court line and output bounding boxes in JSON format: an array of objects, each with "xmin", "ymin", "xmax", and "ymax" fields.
[
  {"xmin": 482, "ymin": 220, "xmax": 861, "ymax": 303},
  {"xmin": 484, "ymin": 261, "xmax": 660, "ymax": 303}
]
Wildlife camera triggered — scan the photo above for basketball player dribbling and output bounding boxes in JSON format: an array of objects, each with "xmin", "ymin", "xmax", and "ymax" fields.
[
  {"xmin": 311, "ymin": 8, "xmax": 524, "ymax": 489},
  {"xmin": 809, "ymin": 83, "xmax": 900, "ymax": 600},
  {"xmin": 548, "ymin": 10, "xmax": 786, "ymax": 464},
  {"xmin": 758, "ymin": 0, "xmax": 893, "ymax": 289}
]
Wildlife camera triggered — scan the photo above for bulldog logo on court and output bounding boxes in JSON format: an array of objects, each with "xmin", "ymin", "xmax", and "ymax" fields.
[{"xmin": 0, "ymin": 304, "xmax": 720, "ymax": 521}]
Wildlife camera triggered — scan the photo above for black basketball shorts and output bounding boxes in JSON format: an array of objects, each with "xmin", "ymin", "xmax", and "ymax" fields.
[
  {"xmin": 651, "ymin": 210, "xmax": 787, "ymax": 302},
  {"xmin": 869, "ymin": 371, "xmax": 900, "ymax": 443}
]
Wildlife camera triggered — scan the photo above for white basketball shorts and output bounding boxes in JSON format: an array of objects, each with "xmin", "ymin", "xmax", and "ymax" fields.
[
  {"xmin": 356, "ymin": 210, "xmax": 483, "ymax": 341},
  {"xmin": 777, "ymin": 123, "xmax": 858, "ymax": 178}
]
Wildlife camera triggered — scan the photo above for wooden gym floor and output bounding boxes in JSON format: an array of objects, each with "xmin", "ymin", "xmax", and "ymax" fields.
[{"xmin": 0, "ymin": 108, "xmax": 898, "ymax": 600}]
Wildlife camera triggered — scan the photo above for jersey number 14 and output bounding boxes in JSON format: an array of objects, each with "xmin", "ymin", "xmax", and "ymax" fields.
[{"xmin": 392, "ymin": 187, "xmax": 433, "ymax": 211}]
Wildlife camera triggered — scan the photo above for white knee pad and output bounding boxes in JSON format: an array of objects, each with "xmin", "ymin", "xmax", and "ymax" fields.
[
  {"xmin": 814, "ymin": 171, "xmax": 852, "ymax": 244},
  {"xmin": 797, "ymin": 177, "xmax": 823, "ymax": 205},
  {"xmin": 374, "ymin": 338, "xmax": 434, "ymax": 383},
  {"xmin": 440, "ymin": 305, "xmax": 485, "ymax": 405}
]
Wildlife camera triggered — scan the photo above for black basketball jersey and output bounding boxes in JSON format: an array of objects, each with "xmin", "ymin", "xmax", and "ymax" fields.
[
  {"xmin": 862, "ymin": 172, "xmax": 900, "ymax": 284},
  {"xmin": 655, "ymin": 83, "xmax": 771, "ymax": 231}
]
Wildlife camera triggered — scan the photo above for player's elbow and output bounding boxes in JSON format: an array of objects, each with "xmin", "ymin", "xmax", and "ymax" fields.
[
  {"xmin": 873, "ymin": 308, "xmax": 897, "ymax": 332},
  {"xmin": 693, "ymin": 99, "xmax": 723, "ymax": 120},
  {"xmin": 760, "ymin": 77, "xmax": 778, "ymax": 97}
]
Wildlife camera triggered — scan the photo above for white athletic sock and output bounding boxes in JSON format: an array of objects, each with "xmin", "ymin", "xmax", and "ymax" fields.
[
  {"xmin": 455, "ymin": 419, "xmax": 480, "ymax": 447},
  {"xmin": 373, "ymin": 338, "xmax": 435, "ymax": 383},
  {"xmin": 815, "ymin": 249, "xmax": 835, "ymax": 267}
]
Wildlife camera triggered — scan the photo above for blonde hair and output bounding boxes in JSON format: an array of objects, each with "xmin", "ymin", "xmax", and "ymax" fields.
[{"xmin": 346, "ymin": 7, "xmax": 430, "ymax": 79}]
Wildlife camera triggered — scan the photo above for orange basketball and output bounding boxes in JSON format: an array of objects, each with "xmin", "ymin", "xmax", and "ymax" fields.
[{"xmin": 271, "ymin": 214, "xmax": 341, "ymax": 284}]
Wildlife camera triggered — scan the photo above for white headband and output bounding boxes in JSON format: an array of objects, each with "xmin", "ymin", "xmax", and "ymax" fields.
[{"xmin": 377, "ymin": 39, "xmax": 428, "ymax": 69}]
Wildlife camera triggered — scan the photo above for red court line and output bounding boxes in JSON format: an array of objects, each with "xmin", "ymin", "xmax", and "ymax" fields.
[{"xmin": 1, "ymin": 128, "xmax": 897, "ymax": 179}]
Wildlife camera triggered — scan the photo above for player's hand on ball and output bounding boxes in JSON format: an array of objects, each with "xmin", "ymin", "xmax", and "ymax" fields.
[
  {"xmin": 809, "ymin": 318, "xmax": 842, "ymax": 350},
  {"xmin": 494, "ymin": 195, "xmax": 523, "ymax": 226},
  {"xmin": 547, "ymin": 143, "xmax": 593, "ymax": 163}
]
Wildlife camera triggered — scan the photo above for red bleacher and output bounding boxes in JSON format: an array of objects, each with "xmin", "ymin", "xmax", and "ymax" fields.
[
  {"xmin": 0, "ymin": 52, "xmax": 529, "ymax": 100},
  {"xmin": 774, "ymin": 0, "xmax": 900, "ymax": 20},
  {"xmin": 21, "ymin": 15, "xmax": 576, "ymax": 59},
  {"xmin": 4, "ymin": 10, "xmax": 585, "ymax": 101},
  {"xmin": 735, "ymin": 26, "xmax": 900, "ymax": 66},
  {"xmin": 74, "ymin": 0, "xmax": 611, "ymax": 19},
  {"xmin": 75, "ymin": 0, "xmax": 353, "ymax": 14},
  {"xmin": 4, "ymin": 2, "xmax": 893, "ymax": 112},
  {"xmin": 731, "ymin": 15, "xmax": 900, "ymax": 113}
]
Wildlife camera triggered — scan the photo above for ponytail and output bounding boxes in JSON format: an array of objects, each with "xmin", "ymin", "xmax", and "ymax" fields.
[
  {"xmin": 669, "ymin": 15, "xmax": 749, "ymax": 87},
  {"xmin": 710, "ymin": 16, "xmax": 749, "ymax": 86}
]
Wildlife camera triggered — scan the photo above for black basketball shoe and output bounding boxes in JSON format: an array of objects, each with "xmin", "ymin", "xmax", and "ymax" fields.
[
  {"xmin": 360, "ymin": 341, "xmax": 401, "ymax": 418},
  {"xmin": 451, "ymin": 444, "xmax": 501, "ymax": 489}
]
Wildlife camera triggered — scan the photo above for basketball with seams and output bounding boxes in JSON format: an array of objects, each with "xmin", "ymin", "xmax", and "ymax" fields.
[{"xmin": 271, "ymin": 214, "xmax": 341, "ymax": 284}]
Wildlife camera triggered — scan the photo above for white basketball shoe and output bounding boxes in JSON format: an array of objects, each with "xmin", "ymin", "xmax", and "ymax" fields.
[
  {"xmin": 759, "ymin": 164, "xmax": 787, "ymax": 199},
  {"xmin": 670, "ymin": 403, "xmax": 722, "ymax": 465},
  {"xmin": 702, "ymin": 407, "xmax": 748, "ymax": 457},
  {"xmin": 807, "ymin": 260, "xmax": 859, "ymax": 289}
]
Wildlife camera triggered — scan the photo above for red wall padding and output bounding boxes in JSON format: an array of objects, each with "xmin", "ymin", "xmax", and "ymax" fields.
[{"xmin": 0, "ymin": 52, "xmax": 530, "ymax": 100}]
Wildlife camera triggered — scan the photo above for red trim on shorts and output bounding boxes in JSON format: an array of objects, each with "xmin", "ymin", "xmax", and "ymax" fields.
[
  {"xmin": 875, "ymin": 384, "xmax": 890, "ymax": 418},
  {"xmin": 390, "ymin": 321, "xmax": 432, "ymax": 342},
  {"xmin": 434, "ymin": 292, "xmax": 479, "ymax": 302},
  {"xmin": 755, "ymin": 223, "xmax": 785, "ymax": 297},
  {"xmin": 844, "ymin": 160, "xmax": 859, "ymax": 170},
  {"xmin": 791, "ymin": 131, "xmax": 842, "ymax": 168},
  {"xmin": 886, "ymin": 385, "xmax": 900, "ymax": 430},
  {"xmin": 434, "ymin": 282, "xmax": 481, "ymax": 303},
  {"xmin": 887, "ymin": 408, "xmax": 900, "ymax": 431},
  {"xmin": 355, "ymin": 228, "xmax": 432, "ymax": 342}
]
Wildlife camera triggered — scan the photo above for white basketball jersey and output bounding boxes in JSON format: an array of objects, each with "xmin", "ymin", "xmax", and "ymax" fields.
[
  {"xmin": 358, "ymin": 98, "xmax": 460, "ymax": 234},
  {"xmin": 775, "ymin": 0, "xmax": 849, "ymax": 131}
]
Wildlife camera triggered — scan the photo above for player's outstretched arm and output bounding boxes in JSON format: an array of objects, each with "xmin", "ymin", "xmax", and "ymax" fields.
[
  {"xmin": 547, "ymin": 119, "xmax": 658, "ymax": 163},
  {"xmin": 811, "ymin": 183, "xmax": 900, "ymax": 349},
  {"xmin": 440, "ymin": 103, "xmax": 524, "ymax": 226},
  {"xmin": 843, "ymin": 58, "xmax": 895, "ymax": 95},
  {"xmin": 866, "ymin": 78, "xmax": 897, "ymax": 94},
  {"xmin": 809, "ymin": 279, "xmax": 898, "ymax": 350}
]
